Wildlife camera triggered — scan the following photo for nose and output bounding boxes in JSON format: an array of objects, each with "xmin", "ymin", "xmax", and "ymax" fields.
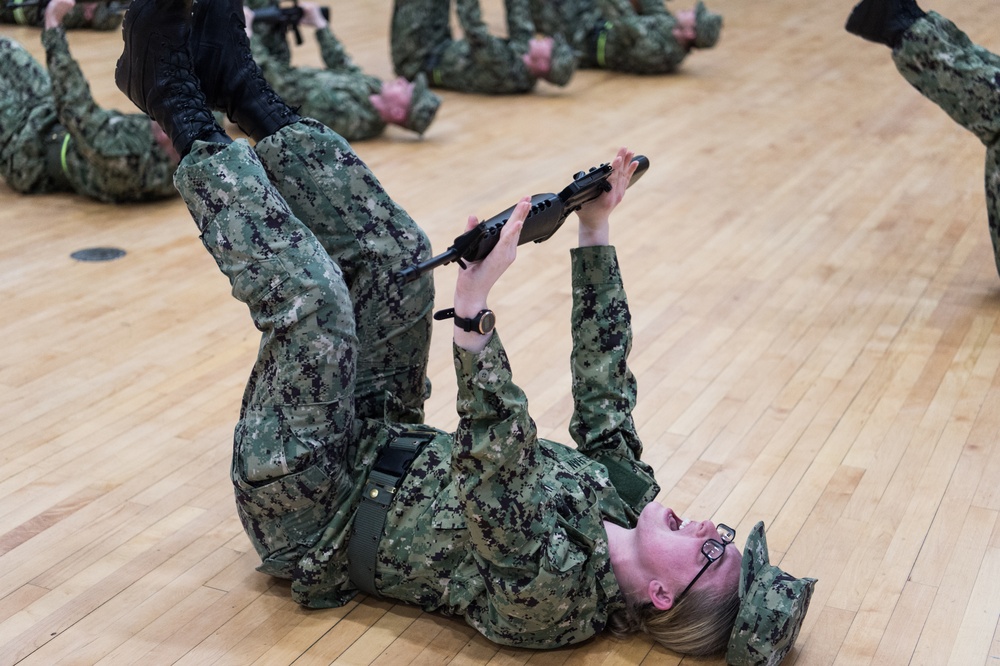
[{"xmin": 696, "ymin": 519, "xmax": 717, "ymax": 538}]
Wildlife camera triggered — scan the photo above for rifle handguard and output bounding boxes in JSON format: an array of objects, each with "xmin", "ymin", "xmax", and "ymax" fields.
[{"xmin": 394, "ymin": 155, "xmax": 649, "ymax": 284}]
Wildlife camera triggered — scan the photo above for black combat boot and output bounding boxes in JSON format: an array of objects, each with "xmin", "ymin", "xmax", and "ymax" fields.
[
  {"xmin": 115, "ymin": 0, "xmax": 229, "ymax": 156},
  {"xmin": 845, "ymin": 0, "xmax": 926, "ymax": 48},
  {"xmin": 189, "ymin": 0, "xmax": 300, "ymax": 142}
]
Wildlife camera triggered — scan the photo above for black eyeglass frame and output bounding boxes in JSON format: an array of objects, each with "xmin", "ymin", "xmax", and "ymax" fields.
[{"xmin": 675, "ymin": 523, "xmax": 736, "ymax": 602}]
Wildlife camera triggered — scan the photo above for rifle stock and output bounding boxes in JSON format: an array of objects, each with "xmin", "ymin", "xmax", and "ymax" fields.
[{"xmin": 394, "ymin": 155, "xmax": 649, "ymax": 284}]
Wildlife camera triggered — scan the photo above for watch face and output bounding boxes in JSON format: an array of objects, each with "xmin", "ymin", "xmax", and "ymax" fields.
[{"xmin": 478, "ymin": 310, "xmax": 496, "ymax": 334}]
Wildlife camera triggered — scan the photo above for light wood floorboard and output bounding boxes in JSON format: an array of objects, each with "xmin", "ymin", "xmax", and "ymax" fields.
[{"xmin": 2, "ymin": 0, "xmax": 1000, "ymax": 663}]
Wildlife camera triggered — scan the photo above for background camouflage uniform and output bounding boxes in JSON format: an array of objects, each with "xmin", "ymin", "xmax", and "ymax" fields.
[
  {"xmin": 892, "ymin": 12, "xmax": 1000, "ymax": 280},
  {"xmin": 531, "ymin": 0, "xmax": 690, "ymax": 74},
  {"xmin": 173, "ymin": 119, "xmax": 661, "ymax": 648},
  {"xmin": 248, "ymin": 19, "xmax": 387, "ymax": 141},
  {"xmin": 0, "ymin": 2, "xmax": 121, "ymax": 30},
  {"xmin": 391, "ymin": 0, "xmax": 539, "ymax": 94},
  {"xmin": 0, "ymin": 30, "xmax": 175, "ymax": 202}
]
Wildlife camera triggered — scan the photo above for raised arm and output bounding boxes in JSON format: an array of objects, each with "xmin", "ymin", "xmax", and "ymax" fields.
[
  {"xmin": 42, "ymin": 0, "xmax": 113, "ymax": 141},
  {"xmin": 568, "ymin": 148, "xmax": 660, "ymax": 510},
  {"xmin": 447, "ymin": 199, "xmax": 620, "ymax": 646}
]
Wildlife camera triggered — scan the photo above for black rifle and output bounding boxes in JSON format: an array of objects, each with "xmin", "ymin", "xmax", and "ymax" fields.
[
  {"xmin": 394, "ymin": 155, "xmax": 650, "ymax": 284},
  {"xmin": 251, "ymin": 0, "xmax": 329, "ymax": 46},
  {"xmin": 4, "ymin": 0, "xmax": 127, "ymax": 12}
]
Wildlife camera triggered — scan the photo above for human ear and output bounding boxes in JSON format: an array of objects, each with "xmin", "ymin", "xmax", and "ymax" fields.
[{"xmin": 648, "ymin": 581, "xmax": 674, "ymax": 611}]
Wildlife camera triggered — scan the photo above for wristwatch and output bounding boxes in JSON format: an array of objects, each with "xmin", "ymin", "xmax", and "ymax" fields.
[{"xmin": 434, "ymin": 307, "xmax": 496, "ymax": 335}]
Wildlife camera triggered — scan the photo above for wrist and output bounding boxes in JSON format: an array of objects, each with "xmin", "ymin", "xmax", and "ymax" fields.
[
  {"xmin": 452, "ymin": 287, "xmax": 488, "ymax": 319},
  {"xmin": 578, "ymin": 223, "xmax": 610, "ymax": 247},
  {"xmin": 443, "ymin": 306, "xmax": 496, "ymax": 353}
]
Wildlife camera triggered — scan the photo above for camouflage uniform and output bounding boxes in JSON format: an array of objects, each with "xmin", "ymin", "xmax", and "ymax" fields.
[
  {"xmin": 726, "ymin": 522, "xmax": 816, "ymax": 665},
  {"xmin": 0, "ymin": 31, "xmax": 175, "ymax": 202},
  {"xmin": 392, "ymin": 0, "xmax": 540, "ymax": 93},
  {"xmin": 248, "ymin": 22, "xmax": 387, "ymax": 141},
  {"xmin": 0, "ymin": 1, "xmax": 121, "ymax": 30},
  {"xmin": 892, "ymin": 12, "xmax": 1000, "ymax": 279},
  {"xmin": 173, "ymin": 118, "xmax": 661, "ymax": 647},
  {"xmin": 531, "ymin": 0, "xmax": 688, "ymax": 74}
]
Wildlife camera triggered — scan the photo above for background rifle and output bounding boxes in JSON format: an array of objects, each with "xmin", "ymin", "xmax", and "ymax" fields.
[
  {"xmin": 394, "ymin": 155, "xmax": 650, "ymax": 284},
  {"xmin": 251, "ymin": 1, "xmax": 329, "ymax": 46}
]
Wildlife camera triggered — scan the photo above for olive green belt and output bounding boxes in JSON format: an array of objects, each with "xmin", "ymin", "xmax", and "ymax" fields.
[
  {"xmin": 590, "ymin": 21, "xmax": 613, "ymax": 68},
  {"xmin": 346, "ymin": 429, "xmax": 433, "ymax": 597},
  {"xmin": 10, "ymin": 0, "xmax": 33, "ymax": 25}
]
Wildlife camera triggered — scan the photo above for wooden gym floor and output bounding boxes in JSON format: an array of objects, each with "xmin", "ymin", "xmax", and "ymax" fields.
[{"xmin": 2, "ymin": 0, "xmax": 1000, "ymax": 663}]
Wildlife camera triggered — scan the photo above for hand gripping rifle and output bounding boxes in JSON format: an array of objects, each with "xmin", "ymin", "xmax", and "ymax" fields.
[
  {"xmin": 251, "ymin": 0, "xmax": 330, "ymax": 46},
  {"xmin": 394, "ymin": 155, "xmax": 650, "ymax": 284}
]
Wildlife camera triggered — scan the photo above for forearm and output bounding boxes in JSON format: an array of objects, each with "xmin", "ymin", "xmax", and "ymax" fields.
[
  {"xmin": 452, "ymin": 290, "xmax": 493, "ymax": 353},
  {"xmin": 452, "ymin": 334, "xmax": 547, "ymax": 558},
  {"xmin": 316, "ymin": 26, "xmax": 363, "ymax": 74},
  {"xmin": 504, "ymin": 0, "xmax": 535, "ymax": 47},
  {"xmin": 456, "ymin": 0, "xmax": 490, "ymax": 44},
  {"xmin": 568, "ymin": 246, "xmax": 636, "ymax": 456},
  {"xmin": 567, "ymin": 245, "xmax": 659, "ymax": 506},
  {"xmin": 42, "ymin": 28, "xmax": 107, "ymax": 137}
]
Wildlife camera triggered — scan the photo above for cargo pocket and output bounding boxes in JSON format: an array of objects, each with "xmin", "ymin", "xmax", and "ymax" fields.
[
  {"xmin": 542, "ymin": 516, "xmax": 590, "ymax": 574},
  {"xmin": 234, "ymin": 461, "xmax": 336, "ymax": 578},
  {"xmin": 230, "ymin": 255, "xmax": 292, "ymax": 324},
  {"xmin": 232, "ymin": 402, "xmax": 348, "ymax": 578}
]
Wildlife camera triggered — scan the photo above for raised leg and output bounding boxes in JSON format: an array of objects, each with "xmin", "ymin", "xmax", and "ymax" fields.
[
  {"xmin": 253, "ymin": 119, "xmax": 435, "ymax": 423},
  {"xmin": 891, "ymin": 12, "xmax": 1000, "ymax": 277}
]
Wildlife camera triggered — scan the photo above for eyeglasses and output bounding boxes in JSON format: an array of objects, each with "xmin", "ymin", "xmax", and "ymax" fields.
[{"xmin": 676, "ymin": 523, "xmax": 736, "ymax": 602}]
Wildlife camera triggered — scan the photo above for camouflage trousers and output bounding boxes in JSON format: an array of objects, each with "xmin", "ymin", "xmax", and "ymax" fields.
[
  {"xmin": 0, "ymin": 37, "xmax": 62, "ymax": 194},
  {"xmin": 391, "ymin": 0, "xmax": 533, "ymax": 94},
  {"xmin": 0, "ymin": 3, "xmax": 121, "ymax": 29},
  {"xmin": 894, "ymin": 12, "xmax": 1000, "ymax": 279},
  {"xmin": 173, "ymin": 119, "xmax": 434, "ymax": 576}
]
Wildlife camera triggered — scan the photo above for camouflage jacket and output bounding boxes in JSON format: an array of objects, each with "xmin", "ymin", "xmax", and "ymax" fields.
[
  {"xmin": 0, "ymin": 2, "xmax": 121, "ymax": 29},
  {"xmin": 392, "ymin": 0, "xmax": 539, "ymax": 94},
  {"xmin": 250, "ymin": 25, "xmax": 387, "ymax": 141},
  {"xmin": 291, "ymin": 245, "xmax": 661, "ymax": 648},
  {"xmin": 531, "ymin": 0, "xmax": 688, "ymax": 73},
  {"xmin": 42, "ymin": 28, "xmax": 175, "ymax": 202}
]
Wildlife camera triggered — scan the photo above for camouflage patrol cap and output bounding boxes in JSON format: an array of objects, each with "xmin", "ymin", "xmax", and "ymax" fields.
[
  {"xmin": 402, "ymin": 73, "xmax": 441, "ymax": 136},
  {"xmin": 693, "ymin": 1, "xmax": 723, "ymax": 49},
  {"xmin": 726, "ymin": 522, "xmax": 817, "ymax": 666},
  {"xmin": 544, "ymin": 34, "xmax": 577, "ymax": 87}
]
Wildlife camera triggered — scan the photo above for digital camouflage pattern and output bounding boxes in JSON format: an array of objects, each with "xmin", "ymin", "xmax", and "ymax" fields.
[
  {"xmin": 173, "ymin": 119, "xmax": 661, "ymax": 647},
  {"xmin": 246, "ymin": 9, "xmax": 441, "ymax": 141},
  {"xmin": 726, "ymin": 522, "xmax": 816, "ymax": 666},
  {"xmin": 0, "ymin": 1, "xmax": 121, "ymax": 30},
  {"xmin": 692, "ymin": 1, "xmax": 722, "ymax": 49},
  {"xmin": 174, "ymin": 118, "xmax": 434, "ymax": 590},
  {"xmin": 0, "ymin": 30, "xmax": 175, "ymax": 202},
  {"xmin": 892, "ymin": 12, "xmax": 1000, "ymax": 280},
  {"xmin": 530, "ymin": 0, "xmax": 719, "ymax": 74},
  {"xmin": 249, "ymin": 25, "xmax": 385, "ymax": 141},
  {"xmin": 392, "ymin": 0, "xmax": 553, "ymax": 94}
]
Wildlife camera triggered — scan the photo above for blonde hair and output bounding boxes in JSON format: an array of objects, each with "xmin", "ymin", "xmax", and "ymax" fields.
[{"xmin": 606, "ymin": 583, "xmax": 740, "ymax": 656}]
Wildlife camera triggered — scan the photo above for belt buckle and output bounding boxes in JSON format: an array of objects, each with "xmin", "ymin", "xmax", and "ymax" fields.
[{"xmin": 363, "ymin": 478, "xmax": 396, "ymax": 505}]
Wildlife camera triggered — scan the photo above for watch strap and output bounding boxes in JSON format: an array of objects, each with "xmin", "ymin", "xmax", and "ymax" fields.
[{"xmin": 434, "ymin": 307, "xmax": 493, "ymax": 333}]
